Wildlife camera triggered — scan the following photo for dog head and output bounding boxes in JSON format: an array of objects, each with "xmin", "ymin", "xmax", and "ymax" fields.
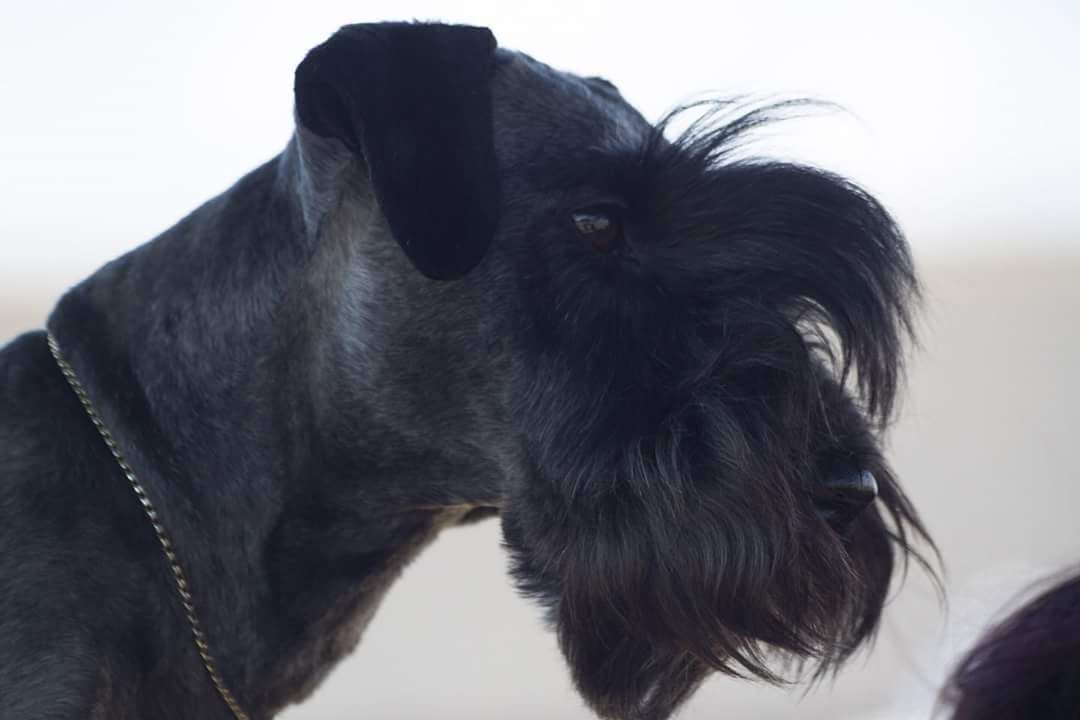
[{"xmin": 295, "ymin": 22, "xmax": 934, "ymax": 720}]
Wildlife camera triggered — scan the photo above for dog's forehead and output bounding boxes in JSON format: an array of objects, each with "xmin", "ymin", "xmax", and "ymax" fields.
[{"xmin": 491, "ymin": 49, "xmax": 651, "ymax": 168}]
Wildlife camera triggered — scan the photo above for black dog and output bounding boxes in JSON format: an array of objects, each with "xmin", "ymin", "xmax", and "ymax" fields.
[{"xmin": 0, "ymin": 22, "xmax": 933, "ymax": 720}]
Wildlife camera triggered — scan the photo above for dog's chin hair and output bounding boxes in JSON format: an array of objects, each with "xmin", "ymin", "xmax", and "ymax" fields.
[
  {"xmin": 502, "ymin": 101, "xmax": 936, "ymax": 720},
  {"xmin": 503, "ymin": 461, "xmax": 928, "ymax": 720}
]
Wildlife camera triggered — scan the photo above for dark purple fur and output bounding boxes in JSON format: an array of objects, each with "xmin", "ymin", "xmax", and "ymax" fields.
[{"xmin": 941, "ymin": 569, "xmax": 1080, "ymax": 719}]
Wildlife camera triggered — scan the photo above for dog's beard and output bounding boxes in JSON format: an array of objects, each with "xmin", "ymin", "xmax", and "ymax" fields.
[
  {"xmin": 501, "ymin": 102, "xmax": 935, "ymax": 720},
  {"xmin": 501, "ymin": 376, "xmax": 925, "ymax": 720}
]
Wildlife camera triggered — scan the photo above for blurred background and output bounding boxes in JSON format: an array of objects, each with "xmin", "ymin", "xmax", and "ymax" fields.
[{"xmin": 1, "ymin": 2, "xmax": 1077, "ymax": 718}]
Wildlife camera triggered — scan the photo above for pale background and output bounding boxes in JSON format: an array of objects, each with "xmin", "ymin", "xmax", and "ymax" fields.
[{"xmin": 1, "ymin": 2, "xmax": 1078, "ymax": 718}]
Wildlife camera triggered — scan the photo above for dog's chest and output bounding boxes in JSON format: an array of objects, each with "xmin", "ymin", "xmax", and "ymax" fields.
[{"xmin": 259, "ymin": 506, "xmax": 474, "ymax": 714}]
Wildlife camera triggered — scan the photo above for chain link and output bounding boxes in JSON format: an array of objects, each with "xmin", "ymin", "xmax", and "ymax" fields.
[{"xmin": 48, "ymin": 333, "xmax": 251, "ymax": 720}]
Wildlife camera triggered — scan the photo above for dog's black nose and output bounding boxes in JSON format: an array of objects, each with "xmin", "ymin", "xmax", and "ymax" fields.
[{"xmin": 815, "ymin": 468, "xmax": 879, "ymax": 533}]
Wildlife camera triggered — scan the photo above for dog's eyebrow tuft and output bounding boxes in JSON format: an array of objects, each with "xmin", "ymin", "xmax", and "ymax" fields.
[{"xmin": 634, "ymin": 98, "xmax": 920, "ymax": 424}]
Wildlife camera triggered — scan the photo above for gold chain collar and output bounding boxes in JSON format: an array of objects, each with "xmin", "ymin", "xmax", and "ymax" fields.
[{"xmin": 47, "ymin": 333, "xmax": 251, "ymax": 720}]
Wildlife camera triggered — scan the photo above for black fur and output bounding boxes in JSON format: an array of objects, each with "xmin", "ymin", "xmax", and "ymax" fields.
[
  {"xmin": 497, "ymin": 102, "xmax": 933, "ymax": 719},
  {"xmin": 0, "ymin": 22, "xmax": 934, "ymax": 720}
]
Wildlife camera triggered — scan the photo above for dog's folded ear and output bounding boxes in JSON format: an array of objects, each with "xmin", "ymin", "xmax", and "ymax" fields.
[{"xmin": 294, "ymin": 22, "xmax": 500, "ymax": 280}]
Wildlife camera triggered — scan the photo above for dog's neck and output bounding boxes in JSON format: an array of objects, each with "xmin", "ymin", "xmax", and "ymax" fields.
[{"xmin": 46, "ymin": 129, "xmax": 512, "ymax": 714}]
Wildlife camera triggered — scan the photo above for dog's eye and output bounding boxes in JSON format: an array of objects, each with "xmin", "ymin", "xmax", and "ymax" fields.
[{"xmin": 571, "ymin": 208, "xmax": 624, "ymax": 252}]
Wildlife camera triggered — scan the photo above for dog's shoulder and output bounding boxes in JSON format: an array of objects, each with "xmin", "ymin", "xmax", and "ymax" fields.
[
  {"xmin": 0, "ymin": 331, "xmax": 71, "ymax": 479},
  {"xmin": 0, "ymin": 331, "xmax": 219, "ymax": 718},
  {"xmin": 0, "ymin": 330, "xmax": 53, "ymax": 399},
  {"xmin": 0, "ymin": 331, "xmax": 90, "ymax": 551},
  {"xmin": 0, "ymin": 330, "xmax": 85, "ymax": 479},
  {"xmin": 0, "ymin": 332, "xmax": 107, "ymax": 712},
  {"xmin": 0, "ymin": 329, "xmax": 159, "ymax": 606}
]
